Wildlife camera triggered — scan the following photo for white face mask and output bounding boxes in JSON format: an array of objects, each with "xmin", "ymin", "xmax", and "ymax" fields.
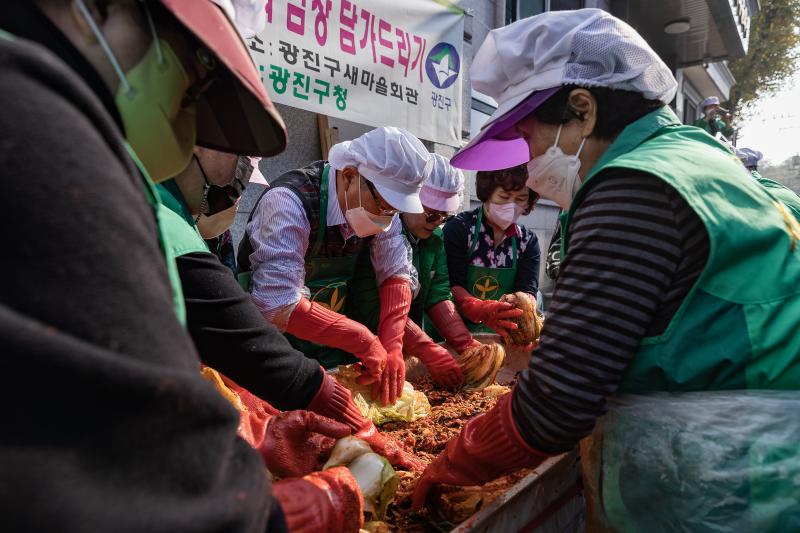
[
  {"xmin": 484, "ymin": 201, "xmax": 523, "ymax": 230},
  {"xmin": 525, "ymin": 125, "xmax": 586, "ymax": 210},
  {"xmin": 344, "ymin": 176, "xmax": 394, "ymax": 237}
]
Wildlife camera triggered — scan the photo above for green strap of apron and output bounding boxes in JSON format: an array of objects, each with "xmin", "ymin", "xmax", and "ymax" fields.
[
  {"xmin": 124, "ymin": 143, "xmax": 187, "ymax": 325},
  {"xmin": 469, "ymin": 207, "xmax": 517, "ymax": 268},
  {"xmin": 311, "ymin": 164, "xmax": 331, "ymax": 256}
]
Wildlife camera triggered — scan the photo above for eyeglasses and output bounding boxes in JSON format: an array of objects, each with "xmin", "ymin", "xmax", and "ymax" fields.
[
  {"xmin": 423, "ymin": 209, "xmax": 455, "ymax": 224},
  {"xmin": 363, "ymin": 178, "xmax": 398, "ymax": 216}
]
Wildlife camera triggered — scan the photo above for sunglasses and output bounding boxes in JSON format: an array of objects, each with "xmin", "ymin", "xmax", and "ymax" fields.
[
  {"xmin": 363, "ymin": 178, "xmax": 398, "ymax": 216},
  {"xmin": 423, "ymin": 209, "xmax": 455, "ymax": 224}
]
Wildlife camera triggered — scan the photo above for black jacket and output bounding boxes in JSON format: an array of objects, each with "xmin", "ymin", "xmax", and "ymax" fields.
[{"xmin": 0, "ymin": 5, "xmax": 282, "ymax": 531}]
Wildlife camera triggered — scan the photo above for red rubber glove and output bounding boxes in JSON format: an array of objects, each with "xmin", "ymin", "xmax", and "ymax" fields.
[
  {"xmin": 411, "ymin": 390, "xmax": 548, "ymax": 510},
  {"xmin": 452, "ymin": 286, "xmax": 523, "ymax": 338},
  {"xmin": 374, "ymin": 277, "xmax": 411, "ymax": 406},
  {"xmin": 307, "ymin": 373, "xmax": 425, "ymax": 472},
  {"xmin": 403, "ymin": 319, "xmax": 463, "ymax": 390},
  {"xmin": 427, "ymin": 299, "xmax": 482, "ymax": 353},
  {"xmin": 286, "ymin": 297, "xmax": 387, "ymax": 386},
  {"xmin": 260, "ymin": 410, "xmax": 352, "ymax": 478},
  {"xmin": 273, "ymin": 466, "xmax": 364, "ymax": 533}
]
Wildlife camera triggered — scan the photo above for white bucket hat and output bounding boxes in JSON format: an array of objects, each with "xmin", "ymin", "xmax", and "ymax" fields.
[
  {"xmin": 420, "ymin": 154, "xmax": 464, "ymax": 213},
  {"xmin": 701, "ymin": 96, "xmax": 721, "ymax": 109},
  {"xmin": 328, "ymin": 127, "xmax": 432, "ymax": 214},
  {"xmin": 451, "ymin": 8, "xmax": 678, "ymax": 171}
]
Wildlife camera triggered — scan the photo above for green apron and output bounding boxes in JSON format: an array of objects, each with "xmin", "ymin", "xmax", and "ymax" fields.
[
  {"xmin": 566, "ymin": 107, "xmax": 800, "ymax": 532},
  {"xmin": 283, "ymin": 164, "xmax": 359, "ymax": 369},
  {"xmin": 348, "ymin": 225, "xmax": 451, "ymax": 340},
  {"xmin": 464, "ymin": 207, "xmax": 517, "ymax": 333}
]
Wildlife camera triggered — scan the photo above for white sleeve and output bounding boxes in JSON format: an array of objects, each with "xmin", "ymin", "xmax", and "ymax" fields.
[
  {"xmin": 247, "ymin": 188, "xmax": 311, "ymax": 327},
  {"xmin": 370, "ymin": 215, "xmax": 418, "ymax": 294}
]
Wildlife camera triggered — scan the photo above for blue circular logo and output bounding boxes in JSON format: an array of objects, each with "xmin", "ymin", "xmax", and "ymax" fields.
[{"xmin": 425, "ymin": 42, "xmax": 460, "ymax": 89}]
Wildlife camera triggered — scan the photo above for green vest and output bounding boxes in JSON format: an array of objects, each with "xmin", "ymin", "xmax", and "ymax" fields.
[
  {"xmin": 155, "ymin": 180, "xmax": 210, "ymax": 258},
  {"xmin": 693, "ymin": 115, "xmax": 734, "ymax": 139},
  {"xmin": 568, "ymin": 107, "xmax": 800, "ymax": 532},
  {"xmin": 563, "ymin": 106, "xmax": 800, "ymax": 393}
]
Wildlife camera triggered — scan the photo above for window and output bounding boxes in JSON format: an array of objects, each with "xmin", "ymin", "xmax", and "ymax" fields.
[
  {"xmin": 519, "ymin": 0, "xmax": 547, "ymax": 19},
  {"xmin": 506, "ymin": 0, "xmax": 584, "ymax": 24},
  {"xmin": 684, "ymin": 101, "xmax": 697, "ymax": 124},
  {"xmin": 550, "ymin": 0, "xmax": 583, "ymax": 10}
]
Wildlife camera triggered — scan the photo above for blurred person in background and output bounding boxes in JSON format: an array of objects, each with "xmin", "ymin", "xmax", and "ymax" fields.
[
  {"xmin": 737, "ymin": 147, "xmax": 800, "ymax": 222},
  {"xmin": 693, "ymin": 95, "xmax": 735, "ymax": 139}
]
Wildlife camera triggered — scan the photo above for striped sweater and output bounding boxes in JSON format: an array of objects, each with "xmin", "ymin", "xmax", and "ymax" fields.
[{"xmin": 513, "ymin": 170, "xmax": 709, "ymax": 453}]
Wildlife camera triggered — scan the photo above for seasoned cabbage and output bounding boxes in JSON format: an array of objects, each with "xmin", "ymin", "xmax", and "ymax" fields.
[
  {"xmin": 500, "ymin": 292, "xmax": 543, "ymax": 345},
  {"xmin": 457, "ymin": 343, "xmax": 505, "ymax": 391},
  {"xmin": 334, "ymin": 365, "xmax": 431, "ymax": 425}
]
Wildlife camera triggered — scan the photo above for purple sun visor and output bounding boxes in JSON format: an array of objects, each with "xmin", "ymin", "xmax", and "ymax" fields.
[{"xmin": 451, "ymin": 87, "xmax": 560, "ymax": 171}]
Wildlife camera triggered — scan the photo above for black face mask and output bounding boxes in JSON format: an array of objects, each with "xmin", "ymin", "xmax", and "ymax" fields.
[{"xmin": 196, "ymin": 155, "xmax": 252, "ymax": 217}]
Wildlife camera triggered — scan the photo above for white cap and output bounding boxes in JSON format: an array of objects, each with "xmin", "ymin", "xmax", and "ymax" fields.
[
  {"xmin": 328, "ymin": 127, "xmax": 431, "ymax": 213},
  {"xmin": 452, "ymin": 8, "xmax": 677, "ymax": 171},
  {"xmin": 248, "ymin": 157, "xmax": 267, "ymax": 185},
  {"xmin": 420, "ymin": 154, "xmax": 464, "ymax": 213},
  {"xmin": 702, "ymin": 96, "xmax": 720, "ymax": 109},
  {"xmin": 209, "ymin": 0, "xmax": 267, "ymax": 39}
]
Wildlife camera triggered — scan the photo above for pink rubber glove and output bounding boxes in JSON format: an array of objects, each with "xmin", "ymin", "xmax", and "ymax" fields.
[
  {"xmin": 286, "ymin": 298, "xmax": 387, "ymax": 387},
  {"xmin": 403, "ymin": 319, "xmax": 463, "ymax": 390},
  {"xmin": 273, "ymin": 467, "xmax": 364, "ymax": 533},
  {"xmin": 412, "ymin": 390, "xmax": 548, "ymax": 510},
  {"xmin": 374, "ymin": 278, "xmax": 411, "ymax": 406},
  {"xmin": 260, "ymin": 410, "xmax": 351, "ymax": 478},
  {"xmin": 427, "ymin": 299, "xmax": 482, "ymax": 353},
  {"xmin": 452, "ymin": 286, "xmax": 523, "ymax": 337}
]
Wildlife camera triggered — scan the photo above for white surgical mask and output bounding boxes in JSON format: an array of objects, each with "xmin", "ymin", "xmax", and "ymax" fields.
[
  {"xmin": 526, "ymin": 125, "xmax": 586, "ymax": 210},
  {"xmin": 484, "ymin": 201, "xmax": 523, "ymax": 230},
  {"xmin": 344, "ymin": 177, "xmax": 394, "ymax": 237}
]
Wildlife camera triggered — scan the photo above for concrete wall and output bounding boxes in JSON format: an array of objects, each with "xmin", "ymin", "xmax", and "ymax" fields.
[{"xmin": 232, "ymin": 102, "xmax": 320, "ymax": 246}]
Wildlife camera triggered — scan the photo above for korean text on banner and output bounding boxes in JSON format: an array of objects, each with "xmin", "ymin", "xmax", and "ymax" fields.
[{"xmin": 248, "ymin": 0, "xmax": 465, "ymax": 147}]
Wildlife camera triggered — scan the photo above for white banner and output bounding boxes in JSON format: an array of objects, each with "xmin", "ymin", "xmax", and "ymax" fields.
[{"xmin": 247, "ymin": 0, "xmax": 465, "ymax": 147}]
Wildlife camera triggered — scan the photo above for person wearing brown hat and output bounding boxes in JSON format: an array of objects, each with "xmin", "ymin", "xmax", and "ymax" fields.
[{"xmin": 0, "ymin": 1, "xmax": 361, "ymax": 532}]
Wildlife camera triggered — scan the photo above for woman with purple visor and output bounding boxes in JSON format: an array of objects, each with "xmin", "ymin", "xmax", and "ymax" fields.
[{"xmin": 413, "ymin": 8, "xmax": 800, "ymax": 532}]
